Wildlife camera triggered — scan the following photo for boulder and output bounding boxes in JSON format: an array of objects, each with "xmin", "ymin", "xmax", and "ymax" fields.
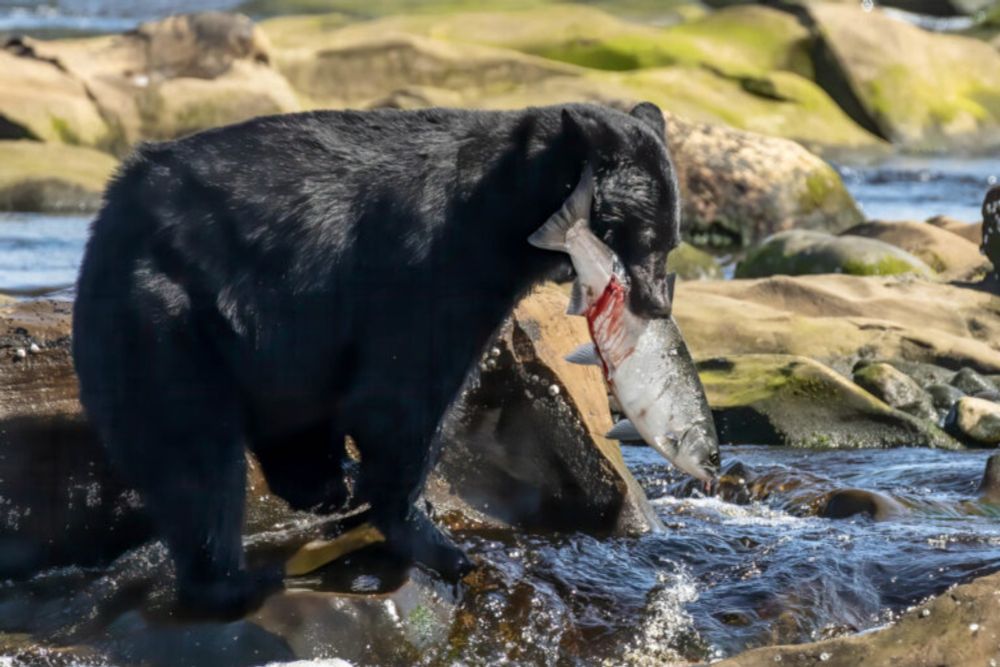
[
  {"xmin": 0, "ymin": 49, "xmax": 109, "ymax": 148},
  {"xmin": 7, "ymin": 13, "xmax": 298, "ymax": 149},
  {"xmin": 806, "ymin": 3, "xmax": 1000, "ymax": 150},
  {"xmin": 715, "ymin": 569, "xmax": 1000, "ymax": 666},
  {"xmin": 852, "ymin": 361, "xmax": 936, "ymax": 421},
  {"xmin": 841, "ymin": 219, "xmax": 989, "ymax": 279},
  {"xmin": 663, "ymin": 116, "xmax": 862, "ymax": 250},
  {"xmin": 696, "ymin": 354, "xmax": 960, "ymax": 449},
  {"xmin": 429, "ymin": 282, "xmax": 661, "ymax": 535},
  {"xmin": 735, "ymin": 230, "xmax": 934, "ymax": 279},
  {"xmin": 926, "ymin": 214, "xmax": 981, "ymax": 245},
  {"xmin": 947, "ymin": 396, "xmax": 1000, "ymax": 445},
  {"xmin": 666, "ymin": 242, "xmax": 723, "ymax": 280},
  {"xmin": 979, "ymin": 454, "xmax": 1000, "ymax": 502},
  {"xmin": 0, "ymin": 140, "xmax": 117, "ymax": 213},
  {"xmin": 950, "ymin": 367, "xmax": 998, "ymax": 395},
  {"xmin": 674, "ymin": 274, "xmax": 1000, "ymax": 374}
]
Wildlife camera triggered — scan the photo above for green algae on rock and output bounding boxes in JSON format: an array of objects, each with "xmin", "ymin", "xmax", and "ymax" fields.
[
  {"xmin": 666, "ymin": 242, "xmax": 723, "ymax": 280},
  {"xmin": 736, "ymin": 230, "xmax": 934, "ymax": 279},
  {"xmin": 852, "ymin": 361, "xmax": 937, "ymax": 421},
  {"xmin": 697, "ymin": 354, "xmax": 961, "ymax": 449},
  {"xmin": 0, "ymin": 140, "xmax": 117, "ymax": 213},
  {"xmin": 842, "ymin": 219, "xmax": 989, "ymax": 280}
]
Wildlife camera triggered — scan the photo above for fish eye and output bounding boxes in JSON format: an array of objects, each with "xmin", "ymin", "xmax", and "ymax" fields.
[{"xmin": 708, "ymin": 451, "xmax": 720, "ymax": 467}]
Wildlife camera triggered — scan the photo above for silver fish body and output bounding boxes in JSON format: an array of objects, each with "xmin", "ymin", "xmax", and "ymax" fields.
[{"xmin": 528, "ymin": 166, "xmax": 720, "ymax": 483}]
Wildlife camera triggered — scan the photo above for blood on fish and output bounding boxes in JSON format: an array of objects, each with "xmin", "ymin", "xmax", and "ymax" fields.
[{"xmin": 585, "ymin": 276, "xmax": 634, "ymax": 376}]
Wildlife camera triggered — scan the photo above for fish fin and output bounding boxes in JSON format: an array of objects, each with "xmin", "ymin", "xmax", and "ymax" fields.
[
  {"xmin": 666, "ymin": 273, "xmax": 677, "ymax": 306},
  {"xmin": 606, "ymin": 419, "xmax": 642, "ymax": 441},
  {"xmin": 527, "ymin": 164, "xmax": 594, "ymax": 252},
  {"xmin": 566, "ymin": 280, "xmax": 588, "ymax": 316},
  {"xmin": 565, "ymin": 342, "xmax": 601, "ymax": 366}
]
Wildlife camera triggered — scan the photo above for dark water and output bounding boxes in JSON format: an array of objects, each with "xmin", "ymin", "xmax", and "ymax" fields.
[{"xmin": 2, "ymin": 445, "xmax": 999, "ymax": 665}]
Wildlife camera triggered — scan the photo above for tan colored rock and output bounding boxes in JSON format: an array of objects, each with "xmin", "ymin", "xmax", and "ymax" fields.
[
  {"xmin": 430, "ymin": 282, "xmax": 660, "ymax": 534},
  {"xmin": 0, "ymin": 49, "xmax": 109, "ymax": 147},
  {"xmin": 0, "ymin": 140, "xmax": 117, "ymax": 212},
  {"xmin": 843, "ymin": 219, "xmax": 989, "ymax": 279},
  {"xmin": 852, "ymin": 361, "xmax": 936, "ymax": 421},
  {"xmin": 674, "ymin": 274, "xmax": 1000, "ymax": 373},
  {"xmin": 716, "ymin": 569, "xmax": 1000, "ymax": 666},
  {"xmin": 698, "ymin": 354, "xmax": 958, "ymax": 449},
  {"xmin": 663, "ymin": 113, "xmax": 861, "ymax": 249},
  {"xmin": 808, "ymin": 3, "xmax": 1000, "ymax": 149},
  {"xmin": 951, "ymin": 396, "xmax": 1000, "ymax": 445},
  {"xmin": 926, "ymin": 214, "xmax": 982, "ymax": 245},
  {"xmin": 8, "ymin": 13, "xmax": 298, "ymax": 149}
]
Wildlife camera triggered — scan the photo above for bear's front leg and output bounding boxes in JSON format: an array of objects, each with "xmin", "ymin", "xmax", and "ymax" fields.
[{"xmin": 347, "ymin": 390, "xmax": 473, "ymax": 582}]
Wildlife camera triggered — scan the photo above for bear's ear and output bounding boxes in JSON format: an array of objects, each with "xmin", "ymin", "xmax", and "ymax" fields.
[
  {"xmin": 629, "ymin": 102, "xmax": 666, "ymax": 142},
  {"xmin": 561, "ymin": 107, "xmax": 617, "ymax": 158}
]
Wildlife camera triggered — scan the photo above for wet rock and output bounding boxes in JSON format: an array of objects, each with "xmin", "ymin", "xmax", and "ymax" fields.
[
  {"xmin": 0, "ymin": 140, "xmax": 117, "ymax": 213},
  {"xmin": 852, "ymin": 361, "xmax": 936, "ymax": 422},
  {"xmin": 735, "ymin": 230, "xmax": 934, "ymax": 279},
  {"xmin": 979, "ymin": 454, "xmax": 1000, "ymax": 503},
  {"xmin": 7, "ymin": 12, "xmax": 297, "ymax": 149},
  {"xmin": 666, "ymin": 242, "xmax": 723, "ymax": 281},
  {"xmin": 805, "ymin": 3, "xmax": 1000, "ymax": 151},
  {"xmin": 950, "ymin": 367, "xmax": 997, "ymax": 396},
  {"xmin": 717, "ymin": 568, "xmax": 1000, "ymax": 666},
  {"xmin": 674, "ymin": 274, "xmax": 1000, "ymax": 374},
  {"xmin": 663, "ymin": 115, "xmax": 862, "ymax": 251},
  {"xmin": 429, "ymin": 282, "xmax": 661, "ymax": 535},
  {"xmin": 0, "ymin": 300, "xmax": 152, "ymax": 577},
  {"xmin": 946, "ymin": 397, "xmax": 1000, "ymax": 446},
  {"xmin": 820, "ymin": 488, "xmax": 907, "ymax": 521},
  {"xmin": 841, "ymin": 219, "xmax": 989, "ymax": 280},
  {"xmin": 925, "ymin": 383, "xmax": 965, "ymax": 412},
  {"xmin": 697, "ymin": 354, "xmax": 960, "ymax": 449}
]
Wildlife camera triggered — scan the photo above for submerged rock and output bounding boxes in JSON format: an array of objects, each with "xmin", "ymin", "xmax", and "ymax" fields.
[
  {"xmin": 852, "ymin": 361, "xmax": 936, "ymax": 422},
  {"xmin": 0, "ymin": 140, "xmax": 117, "ymax": 213},
  {"xmin": 429, "ymin": 282, "xmax": 661, "ymax": 535},
  {"xmin": 820, "ymin": 488, "xmax": 907, "ymax": 521},
  {"xmin": 697, "ymin": 354, "xmax": 959, "ymax": 449},
  {"xmin": 735, "ymin": 230, "xmax": 934, "ymax": 279},
  {"xmin": 946, "ymin": 397, "xmax": 1000, "ymax": 446},
  {"xmin": 841, "ymin": 219, "xmax": 989, "ymax": 280}
]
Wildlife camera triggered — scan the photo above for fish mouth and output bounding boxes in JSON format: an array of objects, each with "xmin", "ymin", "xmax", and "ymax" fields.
[{"xmin": 654, "ymin": 423, "xmax": 720, "ymax": 485}]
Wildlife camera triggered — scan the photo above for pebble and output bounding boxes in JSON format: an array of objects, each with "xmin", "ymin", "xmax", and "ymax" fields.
[
  {"xmin": 920, "ymin": 609, "xmax": 931, "ymax": 617},
  {"xmin": 489, "ymin": 347, "xmax": 501, "ymax": 358},
  {"xmin": 28, "ymin": 343, "xmax": 40, "ymax": 354},
  {"xmin": 819, "ymin": 652, "xmax": 831, "ymax": 662},
  {"xmin": 14, "ymin": 348, "xmax": 26, "ymax": 360},
  {"xmin": 548, "ymin": 385, "xmax": 560, "ymax": 397},
  {"xmin": 969, "ymin": 622, "xmax": 979, "ymax": 633}
]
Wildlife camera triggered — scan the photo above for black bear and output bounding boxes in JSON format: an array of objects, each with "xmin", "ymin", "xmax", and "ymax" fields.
[{"xmin": 72, "ymin": 102, "xmax": 681, "ymax": 618}]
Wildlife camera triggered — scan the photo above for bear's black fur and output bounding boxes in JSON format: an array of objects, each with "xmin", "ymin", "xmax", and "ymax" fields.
[{"xmin": 72, "ymin": 102, "xmax": 681, "ymax": 618}]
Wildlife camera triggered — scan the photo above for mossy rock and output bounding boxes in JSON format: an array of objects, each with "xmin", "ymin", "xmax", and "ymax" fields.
[
  {"xmin": 0, "ymin": 140, "xmax": 117, "ymax": 212},
  {"xmin": 842, "ymin": 219, "xmax": 989, "ymax": 280},
  {"xmin": 736, "ymin": 230, "xmax": 934, "ymax": 279},
  {"xmin": 666, "ymin": 242, "xmax": 722, "ymax": 280},
  {"xmin": 852, "ymin": 361, "xmax": 936, "ymax": 421},
  {"xmin": 0, "ymin": 50, "xmax": 109, "ymax": 149},
  {"xmin": 808, "ymin": 3, "xmax": 1000, "ymax": 150},
  {"xmin": 697, "ymin": 354, "xmax": 961, "ymax": 449}
]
